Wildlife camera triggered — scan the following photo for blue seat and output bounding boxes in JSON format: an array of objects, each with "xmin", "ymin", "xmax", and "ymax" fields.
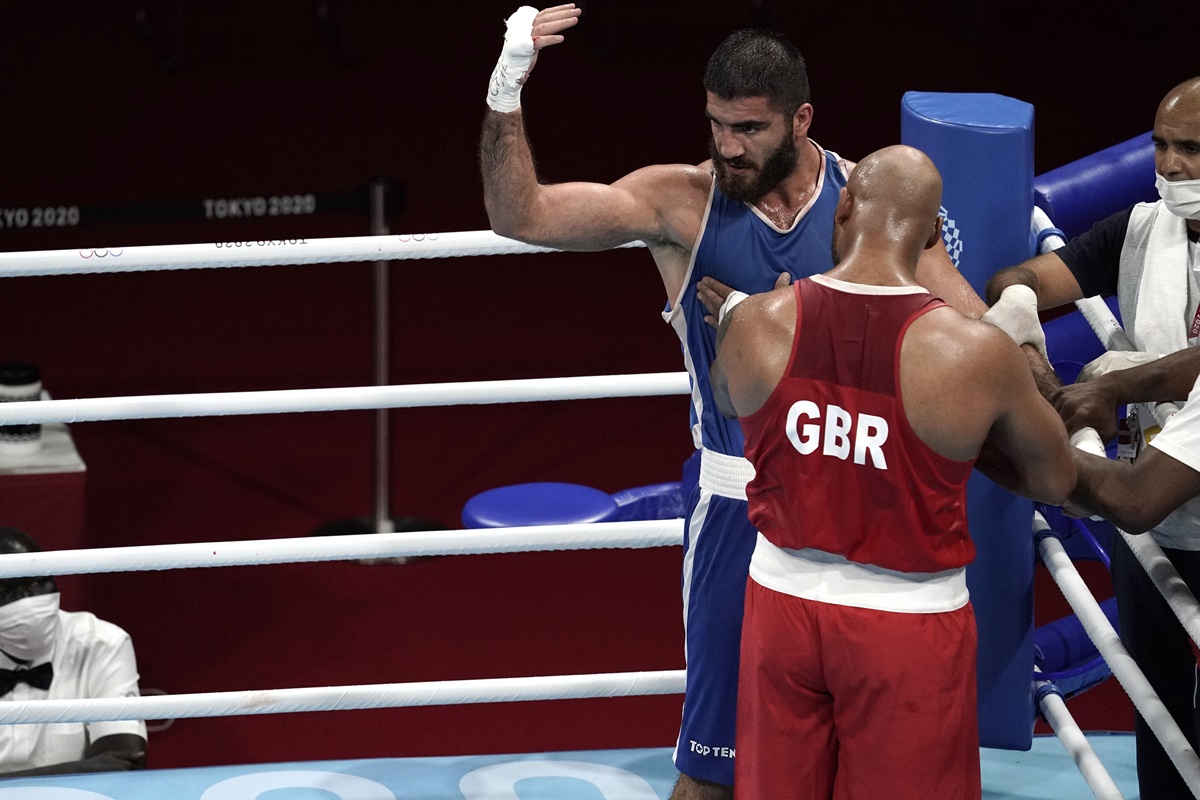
[{"xmin": 461, "ymin": 482, "xmax": 620, "ymax": 529}]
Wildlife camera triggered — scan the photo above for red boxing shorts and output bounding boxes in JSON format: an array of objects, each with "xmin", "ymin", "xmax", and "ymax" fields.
[{"xmin": 736, "ymin": 578, "xmax": 980, "ymax": 800}]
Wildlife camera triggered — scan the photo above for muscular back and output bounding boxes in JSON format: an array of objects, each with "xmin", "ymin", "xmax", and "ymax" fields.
[
  {"xmin": 900, "ymin": 308, "xmax": 1026, "ymax": 462},
  {"xmin": 716, "ymin": 283, "xmax": 1074, "ymax": 505}
]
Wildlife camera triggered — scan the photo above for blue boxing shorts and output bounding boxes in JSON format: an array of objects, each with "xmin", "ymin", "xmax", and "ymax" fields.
[{"xmin": 673, "ymin": 463, "xmax": 759, "ymax": 786}]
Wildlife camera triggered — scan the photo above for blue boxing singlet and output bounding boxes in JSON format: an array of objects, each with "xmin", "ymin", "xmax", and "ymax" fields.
[
  {"xmin": 663, "ymin": 144, "xmax": 850, "ymax": 458},
  {"xmin": 665, "ymin": 143, "xmax": 850, "ymax": 786}
]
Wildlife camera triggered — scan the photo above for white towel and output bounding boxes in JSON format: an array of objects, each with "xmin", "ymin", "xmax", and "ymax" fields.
[{"xmin": 1128, "ymin": 202, "xmax": 1191, "ymax": 353}]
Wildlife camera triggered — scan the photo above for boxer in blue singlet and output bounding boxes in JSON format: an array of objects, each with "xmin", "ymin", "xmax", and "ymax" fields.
[
  {"xmin": 479, "ymin": 7, "xmax": 986, "ymax": 798},
  {"xmin": 661, "ymin": 142, "xmax": 848, "ymax": 788}
]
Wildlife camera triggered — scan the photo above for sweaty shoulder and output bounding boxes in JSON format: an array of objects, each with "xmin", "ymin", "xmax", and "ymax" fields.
[
  {"xmin": 613, "ymin": 163, "xmax": 712, "ymax": 249},
  {"xmin": 901, "ymin": 305, "xmax": 1027, "ymax": 460},
  {"xmin": 613, "ymin": 163, "xmax": 711, "ymax": 207},
  {"xmin": 906, "ymin": 306, "xmax": 1022, "ymax": 380}
]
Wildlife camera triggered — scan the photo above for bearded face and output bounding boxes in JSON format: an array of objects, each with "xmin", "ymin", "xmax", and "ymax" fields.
[{"xmin": 710, "ymin": 121, "xmax": 799, "ymax": 203}]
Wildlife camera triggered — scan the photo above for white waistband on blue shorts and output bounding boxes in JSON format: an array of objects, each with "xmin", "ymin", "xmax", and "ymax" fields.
[
  {"xmin": 699, "ymin": 448, "xmax": 756, "ymax": 500},
  {"xmin": 749, "ymin": 533, "xmax": 969, "ymax": 614}
]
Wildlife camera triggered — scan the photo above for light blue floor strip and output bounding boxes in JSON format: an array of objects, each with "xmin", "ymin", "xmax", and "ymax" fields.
[{"xmin": 0, "ymin": 734, "xmax": 1139, "ymax": 799}]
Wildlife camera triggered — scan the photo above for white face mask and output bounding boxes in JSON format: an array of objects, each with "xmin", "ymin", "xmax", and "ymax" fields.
[
  {"xmin": 0, "ymin": 592, "xmax": 60, "ymax": 662},
  {"xmin": 1156, "ymin": 173, "xmax": 1200, "ymax": 220}
]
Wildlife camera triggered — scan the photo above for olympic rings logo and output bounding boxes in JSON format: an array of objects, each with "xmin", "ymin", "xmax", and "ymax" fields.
[
  {"xmin": 78, "ymin": 248, "xmax": 123, "ymax": 259},
  {"xmin": 213, "ymin": 240, "xmax": 309, "ymax": 249},
  {"xmin": 396, "ymin": 233, "xmax": 440, "ymax": 243}
]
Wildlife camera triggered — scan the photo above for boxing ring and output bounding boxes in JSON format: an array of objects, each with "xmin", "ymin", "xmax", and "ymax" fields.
[{"xmin": 0, "ymin": 94, "xmax": 1184, "ymax": 798}]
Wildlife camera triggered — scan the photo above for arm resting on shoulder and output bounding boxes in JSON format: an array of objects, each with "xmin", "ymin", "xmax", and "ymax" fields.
[{"xmin": 479, "ymin": 110, "xmax": 689, "ymax": 251}]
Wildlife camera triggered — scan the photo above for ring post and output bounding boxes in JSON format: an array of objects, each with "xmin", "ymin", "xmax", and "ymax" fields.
[
  {"xmin": 370, "ymin": 178, "xmax": 394, "ymax": 535},
  {"xmin": 902, "ymin": 91, "xmax": 1036, "ymax": 750}
]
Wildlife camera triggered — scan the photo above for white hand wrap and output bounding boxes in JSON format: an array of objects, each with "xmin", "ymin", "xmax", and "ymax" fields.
[
  {"xmin": 718, "ymin": 291, "xmax": 749, "ymax": 327},
  {"xmin": 980, "ymin": 284, "xmax": 1048, "ymax": 359},
  {"xmin": 487, "ymin": 6, "xmax": 538, "ymax": 113},
  {"xmin": 1070, "ymin": 426, "xmax": 1106, "ymax": 457},
  {"xmin": 1077, "ymin": 350, "xmax": 1163, "ymax": 383}
]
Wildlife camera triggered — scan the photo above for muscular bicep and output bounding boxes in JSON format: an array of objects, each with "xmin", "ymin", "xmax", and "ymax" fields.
[
  {"xmin": 520, "ymin": 178, "xmax": 666, "ymax": 250},
  {"xmin": 503, "ymin": 164, "xmax": 703, "ymax": 252},
  {"xmin": 983, "ymin": 332, "xmax": 1075, "ymax": 503}
]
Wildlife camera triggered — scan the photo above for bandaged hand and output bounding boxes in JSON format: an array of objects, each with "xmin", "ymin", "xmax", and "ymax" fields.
[
  {"xmin": 1076, "ymin": 350, "xmax": 1163, "ymax": 383},
  {"xmin": 697, "ymin": 272, "xmax": 791, "ymax": 329},
  {"xmin": 1069, "ymin": 426, "xmax": 1106, "ymax": 457},
  {"xmin": 487, "ymin": 5, "xmax": 580, "ymax": 113},
  {"xmin": 980, "ymin": 284, "xmax": 1048, "ymax": 359}
]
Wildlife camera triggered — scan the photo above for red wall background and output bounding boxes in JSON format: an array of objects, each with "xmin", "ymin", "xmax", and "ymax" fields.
[{"xmin": 0, "ymin": 0, "xmax": 1193, "ymax": 770}]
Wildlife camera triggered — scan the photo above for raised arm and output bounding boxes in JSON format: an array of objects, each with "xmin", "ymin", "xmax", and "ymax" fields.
[{"xmin": 478, "ymin": 5, "xmax": 701, "ymax": 253}]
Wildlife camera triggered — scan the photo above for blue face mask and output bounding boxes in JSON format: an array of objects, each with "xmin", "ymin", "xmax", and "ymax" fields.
[
  {"xmin": 1157, "ymin": 173, "xmax": 1200, "ymax": 220},
  {"xmin": 0, "ymin": 592, "xmax": 59, "ymax": 662}
]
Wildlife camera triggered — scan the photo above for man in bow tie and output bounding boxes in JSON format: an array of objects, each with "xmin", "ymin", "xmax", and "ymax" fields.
[{"xmin": 0, "ymin": 527, "xmax": 146, "ymax": 777}]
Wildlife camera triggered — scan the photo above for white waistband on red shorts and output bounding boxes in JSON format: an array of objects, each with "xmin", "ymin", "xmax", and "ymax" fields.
[
  {"xmin": 749, "ymin": 533, "xmax": 969, "ymax": 614},
  {"xmin": 698, "ymin": 448, "xmax": 756, "ymax": 500}
]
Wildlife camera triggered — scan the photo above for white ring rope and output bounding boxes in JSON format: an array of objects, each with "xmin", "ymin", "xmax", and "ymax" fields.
[
  {"xmin": 1121, "ymin": 529, "xmax": 1200, "ymax": 647},
  {"xmin": 0, "ymin": 520, "xmax": 684, "ymax": 579},
  {"xmin": 0, "ymin": 670, "xmax": 686, "ymax": 725},
  {"xmin": 1036, "ymin": 680, "xmax": 1125, "ymax": 800},
  {"xmin": 1074, "ymin": 295, "xmax": 1136, "ymax": 354},
  {"xmin": 0, "ymin": 372, "xmax": 690, "ymax": 426},
  {"xmin": 1037, "ymin": 525, "xmax": 1200, "ymax": 794},
  {"xmin": 0, "ymin": 230, "xmax": 648, "ymax": 278}
]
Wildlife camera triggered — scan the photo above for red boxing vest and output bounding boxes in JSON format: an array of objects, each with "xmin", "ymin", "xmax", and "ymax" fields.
[{"xmin": 741, "ymin": 278, "xmax": 976, "ymax": 573}]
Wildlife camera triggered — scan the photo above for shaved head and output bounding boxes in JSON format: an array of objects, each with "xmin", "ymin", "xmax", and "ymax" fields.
[
  {"xmin": 1159, "ymin": 77, "xmax": 1200, "ymax": 119},
  {"xmin": 1154, "ymin": 77, "xmax": 1200, "ymax": 193},
  {"xmin": 847, "ymin": 145, "xmax": 943, "ymax": 231}
]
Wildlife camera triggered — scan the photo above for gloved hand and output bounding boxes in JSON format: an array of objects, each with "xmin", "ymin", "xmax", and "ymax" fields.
[
  {"xmin": 1077, "ymin": 350, "xmax": 1163, "ymax": 383},
  {"xmin": 1069, "ymin": 426, "xmax": 1106, "ymax": 457},
  {"xmin": 980, "ymin": 285, "xmax": 1048, "ymax": 359}
]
